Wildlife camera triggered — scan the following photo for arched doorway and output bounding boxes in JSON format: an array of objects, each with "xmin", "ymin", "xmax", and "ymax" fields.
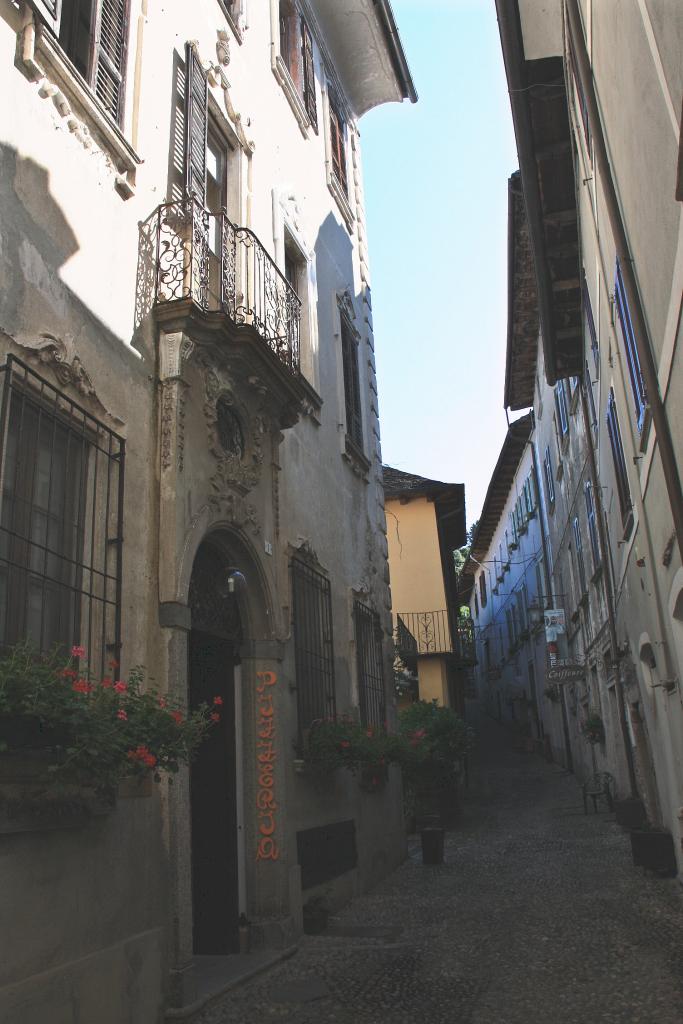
[{"xmin": 188, "ymin": 540, "xmax": 243, "ymax": 955}]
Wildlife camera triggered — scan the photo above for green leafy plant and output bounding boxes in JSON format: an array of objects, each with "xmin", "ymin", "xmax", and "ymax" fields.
[
  {"xmin": 302, "ymin": 715, "xmax": 391, "ymax": 781},
  {"xmin": 0, "ymin": 642, "xmax": 216, "ymax": 792},
  {"xmin": 581, "ymin": 712, "xmax": 605, "ymax": 745},
  {"xmin": 394, "ymin": 700, "xmax": 474, "ymax": 791}
]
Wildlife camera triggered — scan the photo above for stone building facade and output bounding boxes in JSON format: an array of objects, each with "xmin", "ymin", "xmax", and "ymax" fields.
[
  {"xmin": 492, "ymin": 0, "xmax": 683, "ymax": 872},
  {"xmin": 0, "ymin": 1, "xmax": 415, "ymax": 1019}
]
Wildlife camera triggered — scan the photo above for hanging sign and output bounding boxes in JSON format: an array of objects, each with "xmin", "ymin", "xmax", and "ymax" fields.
[
  {"xmin": 547, "ymin": 662, "xmax": 585, "ymax": 684},
  {"xmin": 255, "ymin": 670, "xmax": 279, "ymax": 862},
  {"xmin": 544, "ymin": 608, "xmax": 566, "ymax": 641}
]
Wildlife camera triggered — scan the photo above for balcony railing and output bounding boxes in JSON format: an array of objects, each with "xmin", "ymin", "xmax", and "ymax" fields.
[
  {"xmin": 152, "ymin": 198, "xmax": 301, "ymax": 374},
  {"xmin": 395, "ymin": 610, "xmax": 476, "ymax": 665}
]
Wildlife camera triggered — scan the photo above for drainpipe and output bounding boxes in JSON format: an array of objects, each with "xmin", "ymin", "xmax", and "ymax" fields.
[
  {"xmin": 579, "ymin": 385, "xmax": 639, "ymax": 798},
  {"xmin": 565, "ymin": 0, "xmax": 683, "ymax": 565}
]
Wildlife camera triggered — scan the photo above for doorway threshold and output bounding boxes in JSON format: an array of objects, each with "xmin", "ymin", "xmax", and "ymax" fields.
[{"xmin": 165, "ymin": 947, "xmax": 298, "ymax": 1020}]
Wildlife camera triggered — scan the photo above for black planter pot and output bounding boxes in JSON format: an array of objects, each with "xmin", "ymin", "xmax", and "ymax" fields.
[
  {"xmin": 421, "ymin": 827, "xmax": 444, "ymax": 865},
  {"xmin": 415, "ymin": 783, "xmax": 460, "ymax": 829},
  {"xmin": 630, "ymin": 828, "xmax": 677, "ymax": 877},
  {"xmin": 614, "ymin": 797, "xmax": 647, "ymax": 829}
]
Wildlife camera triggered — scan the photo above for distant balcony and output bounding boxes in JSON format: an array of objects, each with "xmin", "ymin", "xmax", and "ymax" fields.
[
  {"xmin": 151, "ymin": 198, "xmax": 301, "ymax": 375},
  {"xmin": 395, "ymin": 610, "xmax": 476, "ymax": 666}
]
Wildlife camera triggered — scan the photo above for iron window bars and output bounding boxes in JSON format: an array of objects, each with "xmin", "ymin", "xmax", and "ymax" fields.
[
  {"xmin": 291, "ymin": 557, "xmax": 336, "ymax": 736},
  {"xmin": 0, "ymin": 356, "xmax": 124, "ymax": 678},
  {"xmin": 153, "ymin": 198, "xmax": 301, "ymax": 375},
  {"xmin": 353, "ymin": 600, "xmax": 385, "ymax": 729}
]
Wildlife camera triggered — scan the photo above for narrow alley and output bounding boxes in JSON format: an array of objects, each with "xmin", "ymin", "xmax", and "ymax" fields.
[{"xmin": 193, "ymin": 711, "xmax": 683, "ymax": 1024}]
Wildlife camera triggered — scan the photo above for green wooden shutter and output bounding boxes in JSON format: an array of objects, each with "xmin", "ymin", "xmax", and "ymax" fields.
[
  {"xmin": 301, "ymin": 19, "xmax": 317, "ymax": 131},
  {"xmin": 26, "ymin": 0, "xmax": 62, "ymax": 35},
  {"xmin": 93, "ymin": 0, "xmax": 130, "ymax": 125},
  {"xmin": 184, "ymin": 41, "xmax": 209, "ymax": 205}
]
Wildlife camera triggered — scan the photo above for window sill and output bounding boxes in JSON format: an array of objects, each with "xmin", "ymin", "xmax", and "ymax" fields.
[
  {"xmin": 272, "ymin": 54, "xmax": 311, "ymax": 139},
  {"xmin": 342, "ymin": 435, "xmax": 370, "ymax": 480},
  {"xmin": 327, "ymin": 172, "xmax": 355, "ymax": 233},
  {"xmin": 21, "ymin": 19, "xmax": 141, "ymax": 198},
  {"xmin": 298, "ymin": 373, "xmax": 323, "ymax": 426}
]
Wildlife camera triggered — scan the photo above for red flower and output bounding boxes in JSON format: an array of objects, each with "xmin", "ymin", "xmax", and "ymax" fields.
[
  {"xmin": 339, "ymin": 740, "xmax": 351, "ymax": 749},
  {"xmin": 213, "ymin": 696, "xmax": 224, "ymax": 706},
  {"xmin": 158, "ymin": 696, "xmax": 167, "ymax": 709},
  {"xmin": 60, "ymin": 668, "xmax": 77, "ymax": 679},
  {"xmin": 72, "ymin": 679, "xmax": 92, "ymax": 694},
  {"xmin": 113, "ymin": 681, "xmax": 127, "ymax": 694},
  {"xmin": 71, "ymin": 645, "xmax": 86, "ymax": 659},
  {"xmin": 109, "ymin": 659, "xmax": 120, "ymax": 670},
  {"xmin": 171, "ymin": 710, "xmax": 183, "ymax": 725},
  {"xmin": 117, "ymin": 709, "xmax": 127, "ymax": 721},
  {"xmin": 127, "ymin": 745, "xmax": 156, "ymax": 768},
  {"xmin": 366, "ymin": 728, "xmax": 374, "ymax": 738},
  {"xmin": 100, "ymin": 676, "xmax": 112, "ymax": 689},
  {"xmin": 210, "ymin": 712, "xmax": 221, "ymax": 723}
]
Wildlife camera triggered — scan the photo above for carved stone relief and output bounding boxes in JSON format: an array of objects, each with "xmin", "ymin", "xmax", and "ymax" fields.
[{"xmin": 201, "ymin": 362, "xmax": 267, "ymax": 496}]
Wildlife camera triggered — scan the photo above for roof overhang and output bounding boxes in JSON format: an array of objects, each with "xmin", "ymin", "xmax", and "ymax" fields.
[
  {"xmin": 310, "ymin": 0, "xmax": 417, "ymax": 117},
  {"xmin": 505, "ymin": 171, "xmax": 539, "ymax": 410},
  {"xmin": 496, "ymin": 0, "xmax": 582, "ymax": 385}
]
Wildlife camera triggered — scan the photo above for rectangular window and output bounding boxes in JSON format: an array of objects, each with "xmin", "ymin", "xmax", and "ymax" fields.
[
  {"xmin": 569, "ymin": 35, "xmax": 591, "ymax": 156},
  {"xmin": 535, "ymin": 559, "xmax": 545, "ymax": 609},
  {"xmin": 278, "ymin": 3, "xmax": 318, "ymax": 130},
  {"xmin": 555, "ymin": 380, "xmax": 569, "ymax": 438},
  {"xmin": 572, "ymin": 516, "xmax": 587, "ymax": 596},
  {"xmin": 300, "ymin": 18, "xmax": 318, "ymax": 131},
  {"xmin": 543, "ymin": 445, "xmax": 555, "ymax": 506},
  {"xmin": 33, "ymin": 0, "xmax": 132, "ymax": 126},
  {"xmin": 340, "ymin": 315, "xmax": 363, "ymax": 450},
  {"xmin": 353, "ymin": 601, "xmax": 385, "ymax": 729},
  {"xmin": 291, "ymin": 557, "xmax": 336, "ymax": 733},
  {"xmin": 0, "ymin": 357, "xmax": 124, "ymax": 676},
  {"xmin": 614, "ymin": 260, "xmax": 647, "ymax": 432},
  {"xmin": 606, "ymin": 388, "xmax": 633, "ymax": 529},
  {"xmin": 479, "ymin": 571, "xmax": 487, "ymax": 608},
  {"xmin": 585, "ymin": 360, "xmax": 597, "ymax": 428},
  {"xmin": 583, "ymin": 272, "xmax": 599, "ymax": 376},
  {"xmin": 584, "ymin": 481, "xmax": 601, "ymax": 573},
  {"xmin": 329, "ymin": 94, "xmax": 348, "ymax": 195}
]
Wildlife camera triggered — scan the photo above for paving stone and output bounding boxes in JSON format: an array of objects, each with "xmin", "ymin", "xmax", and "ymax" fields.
[{"xmin": 195, "ymin": 710, "xmax": 683, "ymax": 1024}]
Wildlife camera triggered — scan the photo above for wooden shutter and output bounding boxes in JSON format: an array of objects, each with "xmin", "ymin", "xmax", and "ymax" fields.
[
  {"xmin": 26, "ymin": 0, "xmax": 62, "ymax": 35},
  {"xmin": 341, "ymin": 319, "xmax": 362, "ymax": 448},
  {"xmin": 301, "ymin": 19, "xmax": 317, "ymax": 131},
  {"xmin": 184, "ymin": 41, "xmax": 209, "ymax": 205},
  {"xmin": 93, "ymin": 0, "xmax": 130, "ymax": 125},
  {"xmin": 329, "ymin": 99, "xmax": 348, "ymax": 194}
]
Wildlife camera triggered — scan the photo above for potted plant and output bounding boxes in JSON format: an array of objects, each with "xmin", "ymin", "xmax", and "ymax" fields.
[
  {"xmin": 298, "ymin": 715, "xmax": 391, "ymax": 792},
  {"xmin": 0, "ymin": 642, "xmax": 215, "ymax": 829},
  {"xmin": 581, "ymin": 712, "xmax": 605, "ymax": 745}
]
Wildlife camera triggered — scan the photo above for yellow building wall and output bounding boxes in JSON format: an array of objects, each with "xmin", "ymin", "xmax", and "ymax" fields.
[
  {"xmin": 417, "ymin": 658, "xmax": 449, "ymax": 705},
  {"xmin": 385, "ymin": 496, "xmax": 448, "ymax": 614}
]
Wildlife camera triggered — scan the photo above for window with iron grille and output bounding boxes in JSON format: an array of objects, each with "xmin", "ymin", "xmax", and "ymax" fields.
[
  {"xmin": 606, "ymin": 387, "xmax": 633, "ymax": 529},
  {"xmin": 31, "ymin": 0, "xmax": 131, "ymax": 126},
  {"xmin": 329, "ymin": 94, "xmax": 348, "ymax": 195},
  {"xmin": 340, "ymin": 314, "xmax": 363, "ymax": 450},
  {"xmin": 543, "ymin": 445, "xmax": 555, "ymax": 506},
  {"xmin": 291, "ymin": 557, "xmax": 336, "ymax": 734},
  {"xmin": 0, "ymin": 357, "xmax": 124, "ymax": 677},
  {"xmin": 353, "ymin": 601, "xmax": 385, "ymax": 729},
  {"xmin": 614, "ymin": 260, "xmax": 647, "ymax": 432},
  {"xmin": 572, "ymin": 516, "xmax": 587, "ymax": 596}
]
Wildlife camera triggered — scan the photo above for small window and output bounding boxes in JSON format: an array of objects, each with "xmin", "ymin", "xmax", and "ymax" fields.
[
  {"xmin": 479, "ymin": 572, "xmax": 488, "ymax": 608},
  {"xmin": 569, "ymin": 35, "xmax": 591, "ymax": 157},
  {"xmin": 614, "ymin": 260, "xmax": 647, "ymax": 432},
  {"xmin": 555, "ymin": 380, "xmax": 569, "ymax": 438},
  {"xmin": 278, "ymin": 2, "xmax": 318, "ymax": 130},
  {"xmin": 353, "ymin": 601, "xmax": 385, "ymax": 729},
  {"xmin": 583, "ymin": 272, "xmax": 599, "ymax": 376},
  {"xmin": 543, "ymin": 446, "xmax": 555, "ymax": 506},
  {"xmin": 340, "ymin": 315, "xmax": 363, "ymax": 450},
  {"xmin": 0, "ymin": 356, "xmax": 124, "ymax": 677},
  {"xmin": 585, "ymin": 360, "xmax": 597, "ymax": 428},
  {"xmin": 43, "ymin": 0, "xmax": 132, "ymax": 126},
  {"xmin": 606, "ymin": 387, "xmax": 633, "ymax": 530},
  {"xmin": 329, "ymin": 93, "xmax": 348, "ymax": 195},
  {"xmin": 291, "ymin": 557, "xmax": 336, "ymax": 735},
  {"xmin": 474, "ymin": 589, "xmax": 479, "ymax": 618},
  {"xmin": 584, "ymin": 481, "xmax": 601, "ymax": 572},
  {"xmin": 572, "ymin": 516, "xmax": 587, "ymax": 596}
]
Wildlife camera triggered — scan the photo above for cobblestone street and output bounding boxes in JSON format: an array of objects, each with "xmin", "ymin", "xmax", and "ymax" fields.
[{"xmin": 196, "ymin": 711, "xmax": 683, "ymax": 1024}]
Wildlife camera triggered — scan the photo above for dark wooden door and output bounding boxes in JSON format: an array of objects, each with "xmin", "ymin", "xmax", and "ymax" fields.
[{"xmin": 189, "ymin": 629, "xmax": 239, "ymax": 954}]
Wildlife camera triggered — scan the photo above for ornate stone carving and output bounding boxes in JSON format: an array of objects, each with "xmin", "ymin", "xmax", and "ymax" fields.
[
  {"xmin": 208, "ymin": 492, "xmax": 261, "ymax": 535},
  {"xmin": 201, "ymin": 363, "xmax": 266, "ymax": 495},
  {"xmin": 160, "ymin": 378, "xmax": 188, "ymax": 471},
  {"xmin": 13, "ymin": 332, "xmax": 123, "ymax": 427}
]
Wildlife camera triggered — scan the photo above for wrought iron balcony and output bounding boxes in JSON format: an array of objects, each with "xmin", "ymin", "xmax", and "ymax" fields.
[
  {"xmin": 395, "ymin": 610, "xmax": 476, "ymax": 666},
  {"xmin": 152, "ymin": 198, "xmax": 301, "ymax": 374}
]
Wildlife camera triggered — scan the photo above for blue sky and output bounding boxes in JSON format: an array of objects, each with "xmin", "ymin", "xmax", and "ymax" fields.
[{"xmin": 361, "ymin": 0, "xmax": 518, "ymax": 530}]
